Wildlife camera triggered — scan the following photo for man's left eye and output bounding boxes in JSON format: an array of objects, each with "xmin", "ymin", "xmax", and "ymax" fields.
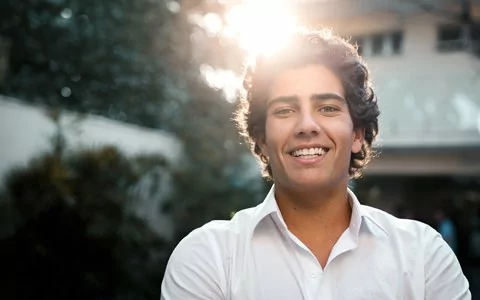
[{"xmin": 319, "ymin": 106, "xmax": 339, "ymax": 113}]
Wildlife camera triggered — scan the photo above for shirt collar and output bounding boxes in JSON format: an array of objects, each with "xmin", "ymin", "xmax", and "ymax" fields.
[
  {"xmin": 252, "ymin": 185, "xmax": 282, "ymax": 229},
  {"xmin": 251, "ymin": 184, "xmax": 388, "ymax": 238}
]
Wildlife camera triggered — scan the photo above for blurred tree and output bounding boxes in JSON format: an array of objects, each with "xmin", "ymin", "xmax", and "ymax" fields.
[
  {"xmin": 164, "ymin": 77, "xmax": 265, "ymax": 242},
  {"xmin": 0, "ymin": 145, "xmax": 170, "ymax": 299},
  {"xmin": 158, "ymin": 3, "xmax": 266, "ymax": 242},
  {"xmin": 0, "ymin": 0, "xmax": 188, "ymax": 128}
]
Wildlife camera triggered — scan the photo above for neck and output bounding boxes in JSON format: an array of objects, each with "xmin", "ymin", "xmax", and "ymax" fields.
[{"xmin": 274, "ymin": 184, "xmax": 352, "ymax": 234}]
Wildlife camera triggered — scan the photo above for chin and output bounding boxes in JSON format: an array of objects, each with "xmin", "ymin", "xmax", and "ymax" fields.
[
  {"xmin": 289, "ymin": 170, "xmax": 348, "ymax": 189},
  {"xmin": 288, "ymin": 174, "xmax": 330, "ymax": 190}
]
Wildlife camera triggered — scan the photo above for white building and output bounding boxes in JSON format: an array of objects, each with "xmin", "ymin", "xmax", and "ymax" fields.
[
  {"xmin": 0, "ymin": 95, "xmax": 183, "ymax": 178},
  {"xmin": 298, "ymin": 0, "xmax": 480, "ymax": 175}
]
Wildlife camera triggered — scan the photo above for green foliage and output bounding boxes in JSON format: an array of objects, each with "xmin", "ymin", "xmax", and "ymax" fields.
[
  {"xmin": 0, "ymin": 0, "xmax": 185, "ymax": 128},
  {"xmin": 160, "ymin": 73, "xmax": 265, "ymax": 241},
  {"xmin": 0, "ymin": 146, "xmax": 169, "ymax": 299}
]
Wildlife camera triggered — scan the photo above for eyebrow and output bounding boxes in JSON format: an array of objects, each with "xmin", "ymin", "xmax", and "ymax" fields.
[
  {"xmin": 267, "ymin": 96, "xmax": 298, "ymax": 109},
  {"xmin": 311, "ymin": 93, "xmax": 346, "ymax": 103},
  {"xmin": 267, "ymin": 93, "xmax": 346, "ymax": 109}
]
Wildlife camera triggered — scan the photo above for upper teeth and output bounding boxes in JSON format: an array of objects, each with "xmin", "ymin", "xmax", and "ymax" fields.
[{"xmin": 292, "ymin": 148, "xmax": 326, "ymax": 157}]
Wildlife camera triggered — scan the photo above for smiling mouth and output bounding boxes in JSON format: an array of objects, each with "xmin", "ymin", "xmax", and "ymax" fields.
[{"xmin": 289, "ymin": 147, "xmax": 329, "ymax": 158}]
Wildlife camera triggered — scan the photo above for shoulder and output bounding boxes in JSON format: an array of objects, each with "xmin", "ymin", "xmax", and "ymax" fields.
[
  {"xmin": 361, "ymin": 205, "xmax": 439, "ymax": 243},
  {"xmin": 161, "ymin": 206, "xmax": 260, "ymax": 299},
  {"xmin": 184, "ymin": 205, "xmax": 259, "ymax": 246},
  {"xmin": 361, "ymin": 206, "xmax": 470, "ymax": 298},
  {"xmin": 166, "ymin": 205, "xmax": 259, "ymax": 266}
]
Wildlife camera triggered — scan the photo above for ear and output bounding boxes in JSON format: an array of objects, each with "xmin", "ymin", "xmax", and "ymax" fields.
[{"xmin": 351, "ymin": 128, "xmax": 364, "ymax": 154}]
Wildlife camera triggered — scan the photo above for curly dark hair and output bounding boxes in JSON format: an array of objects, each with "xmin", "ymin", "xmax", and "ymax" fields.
[{"xmin": 234, "ymin": 28, "xmax": 380, "ymax": 180}]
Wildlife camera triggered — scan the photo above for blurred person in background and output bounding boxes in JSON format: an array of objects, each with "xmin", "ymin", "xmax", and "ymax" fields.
[
  {"xmin": 435, "ymin": 207, "xmax": 458, "ymax": 254},
  {"xmin": 160, "ymin": 28, "xmax": 471, "ymax": 299}
]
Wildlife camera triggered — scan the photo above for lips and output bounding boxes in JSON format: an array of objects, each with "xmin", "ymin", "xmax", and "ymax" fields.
[
  {"xmin": 286, "ymin": 145, "xmax": 330, "ymax": 167},
  {"xmin": 291, "ymin": 147, "xmax": 327, "ymax": 157},
  {"xmin": 288, "ymin": 146, "xmax": 330, "ymax": 158}
]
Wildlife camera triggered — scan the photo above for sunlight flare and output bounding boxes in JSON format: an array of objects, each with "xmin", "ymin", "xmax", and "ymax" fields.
[
  {"xmin": 200, "ymin": 0, "xmax": 299, "ymax": 101},
  {"xmin": 223, "ymin": 0, "xmax": 297, "ymax": 56}
]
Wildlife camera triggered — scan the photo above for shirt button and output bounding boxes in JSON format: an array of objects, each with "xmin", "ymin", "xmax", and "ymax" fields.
[{"xmin": 310, "ymin": 272, "xmax": 319, "ymax": 278}]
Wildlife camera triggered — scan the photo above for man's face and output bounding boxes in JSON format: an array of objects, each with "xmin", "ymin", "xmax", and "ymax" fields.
[{"xmin": 259, "ymin": 64, "xmax": 363, "ymax": 191}]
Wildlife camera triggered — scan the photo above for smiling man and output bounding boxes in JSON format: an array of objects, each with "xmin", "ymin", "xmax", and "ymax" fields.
[{"xmin": 160, "ymin": 29, "xmax": 471, "ymax": 299}]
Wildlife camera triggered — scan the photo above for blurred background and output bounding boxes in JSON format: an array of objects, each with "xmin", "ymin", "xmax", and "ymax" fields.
[{"xmin": 0, "ymin": 0, "xmax": 479, "ymax": 298}]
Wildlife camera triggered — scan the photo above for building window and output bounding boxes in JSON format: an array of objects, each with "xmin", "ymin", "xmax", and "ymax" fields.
[
  {"xmin": 391, "ymin": 31, "xmax": 403, "ymax": 54},
  {"xmin": 350, "ymin": 36, "xmax": 364, "ymax": 56},
  {"xmin": 348, "ymin": 30, "xmax": 404, "ymax": 57},
  {"xmin": 470, "ymin": 23, "xmax": 480, "ymax": 56},
  {"xmin": 437, "ymin": 24, "xmax": 464, "ymax": 52},
  {"xmin": 371, "ymin": 34, "xmax": 384, "ymax": 56}
]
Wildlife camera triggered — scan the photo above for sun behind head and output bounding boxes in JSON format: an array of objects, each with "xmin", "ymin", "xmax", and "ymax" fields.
[{"xmin": 224, "ymin": 0, "xmax": 298, "ymax": 57}]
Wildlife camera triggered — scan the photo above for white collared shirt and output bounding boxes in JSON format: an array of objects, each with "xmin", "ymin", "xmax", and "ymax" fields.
[{"xmin": 161, "ymin": 186, "xmax": 471, "ymax": 300}]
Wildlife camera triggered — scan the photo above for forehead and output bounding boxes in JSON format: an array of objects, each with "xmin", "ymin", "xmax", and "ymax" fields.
[{"xmin": 267, "ymin": 64, "xmax": 344, "ymax": 101}]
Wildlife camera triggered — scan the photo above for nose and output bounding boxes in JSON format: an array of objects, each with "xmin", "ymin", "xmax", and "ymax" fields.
[{"xmin": 294, "ymin": 111, "xmax": 321, "ymax": 137}]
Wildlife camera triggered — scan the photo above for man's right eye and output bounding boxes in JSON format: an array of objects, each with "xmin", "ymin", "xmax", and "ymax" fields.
[{"xmin": 274, "ymin": 108, "xmax": 294, "ymax": 115}]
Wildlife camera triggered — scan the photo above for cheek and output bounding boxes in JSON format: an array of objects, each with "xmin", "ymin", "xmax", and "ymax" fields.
[
  {"xmin": 264, "ymin": 119, "xmax": 289, "ymax": 152},
  {"xmin": 327, "ymin": 120, "xmax": 356, "ymax": 150},
  {"xmin": 264, "ymin": 122, "xmax": 279, "ymax": 147}
]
